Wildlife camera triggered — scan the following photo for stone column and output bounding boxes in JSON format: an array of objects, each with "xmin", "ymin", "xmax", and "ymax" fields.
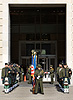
[
  {"xmin": 0, "ymin": 2, "xmax": 10, "ymax": 85},
  {"xmin": 71, "ymin": 0, "xmax": 73, "ymax": 85},
  {"xmin": 0, "ymin": 2, "xmax": 3, "ymax": 85},
  {"xmin": 66, "ymin": 1, "xmax": 73, "ymax": 85},
  {"xmin": 2, "ymin": 3, "xmax": 10, "ymax": 66}
]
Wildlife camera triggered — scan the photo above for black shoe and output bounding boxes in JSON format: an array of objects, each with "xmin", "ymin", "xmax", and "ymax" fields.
[
  {"xmin": 2, "ymin": 90, "xmax": 4, "ymax": 92},
  {"xmin": 28, "ymin": 82, "xmax": 32, "ymax": 84},
  {"xmin": 28, "ymin": 82, "xmax": 30, "ymax": 84},
  {"xmin": 41, "ymin": 93, "xmax": 44, "ymax": 95},
  {"xmin": 34, "ymin": 93, "xmax": 37, "ymax": 94},
  {"xmin": 67, "ymin": 92, "xmax": 69, "ymax": 94}
]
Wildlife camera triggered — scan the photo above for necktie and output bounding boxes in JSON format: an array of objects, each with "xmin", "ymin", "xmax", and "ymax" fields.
[{"xmin": 5, "ymin": 68, "xmax": 7, "ymax": 76}]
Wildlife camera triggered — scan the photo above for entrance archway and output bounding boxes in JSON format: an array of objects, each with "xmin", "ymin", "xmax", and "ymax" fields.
[{"xmin": 10, "ymin": 4, "xmax": 66, "ymax": 73}]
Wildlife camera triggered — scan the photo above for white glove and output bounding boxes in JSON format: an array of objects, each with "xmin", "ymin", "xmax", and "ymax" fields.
[
  {"xmin": 37, "ymin": 76, "xmax": 40, "ymax": 79},
  {"xmin": 22, "ymin": 73, "xmax": 24, "ymax": 75},
  {"xmin": 48, "ymin": 72, "xmax": 50, "ymax": 74}
]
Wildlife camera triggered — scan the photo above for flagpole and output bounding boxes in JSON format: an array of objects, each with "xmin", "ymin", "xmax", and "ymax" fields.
[
  {"xmin": 32, "ymin": 51, "xmax": 37, "ymax": 94},
  {"xmin": 36, "ymin": 54, "xmax": 37, "ymax": 66},
  {"xmin": 31, "ymin": 50, "xmax": 34, "ymax": 65}
]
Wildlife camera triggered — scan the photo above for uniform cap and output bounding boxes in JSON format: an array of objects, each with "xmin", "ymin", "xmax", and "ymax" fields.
[
  {"xmin": 5, "ymin": 63, "xmax": 8, "ymax": 65},
  {"xmin": 50, "ymin": 65, "xmax": 53, "ymax": 67},
  {"xmin": 64, "ymin": 63, "xmax": 67, "ymax": 65},
  {"xmin": 38, "ymin": 64, "xmax": 42, "ymax": 68},
  {"xmin": 59, "ymin": 62, "xmax": 62, "ymax": 65}
]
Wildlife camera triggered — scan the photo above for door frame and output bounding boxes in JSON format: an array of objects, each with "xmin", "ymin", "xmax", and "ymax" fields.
[
  {"xmin": 19, "ymin": 41, "xmax": 57, "ymax": 65},
  {"xmin": 38, "ymin": 55, "xmax": 57, "ymax": 72}
]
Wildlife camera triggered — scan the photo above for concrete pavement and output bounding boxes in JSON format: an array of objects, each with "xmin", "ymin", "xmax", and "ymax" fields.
[{"xmin": 0, "ymin": 81, "xmax": 73, "ymax": 100}]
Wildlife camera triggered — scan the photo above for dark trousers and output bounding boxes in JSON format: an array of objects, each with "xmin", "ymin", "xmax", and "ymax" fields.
[{"xmin": 35, "ymin": 80, "xmax": 44, "ymax": 93}]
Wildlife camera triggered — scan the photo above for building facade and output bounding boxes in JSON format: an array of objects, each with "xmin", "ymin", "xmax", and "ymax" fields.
[{"xmin": 0, "ymin": 0, "xmax": 73, "ymax": 85}]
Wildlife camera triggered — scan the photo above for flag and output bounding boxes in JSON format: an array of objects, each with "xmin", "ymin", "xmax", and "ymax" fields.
[
  {"xmin": 34, "ymin": 54, "xmax": 36, "ymax": 70},
  {"xmin": 32, "ymin": 54, "xmax": 33, "ymax": 65},
  {"xmin": 31, "ymin": 65, "xmax": 34, "ymax": 77}
]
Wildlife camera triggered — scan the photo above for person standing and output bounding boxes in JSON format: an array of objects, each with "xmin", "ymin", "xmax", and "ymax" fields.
[
  {"xmin": 58, "ymin": 63, "xmax": 63, "ymax": 86},
  {"xmin": 60, "ymin": 63, "xmax": 71, "ymax": 85},
  {"xmin": 49, "ymin": 65, "xmax": 54, "ymax": 84},
  {"xmin": 20, "ymin": 65, "xmax": 24, "ymax": 82},
  {"xmin": 57, "ymin": 63, "xmax": 63, "ymax": 83},
  {"xmin": 34, "ymin": 64, "xmax": 44, "ymax": 94},
  {"xmin": 28, "ymin": 65, "xmax": 32, "ymax": 84},
  {"xmin": 1, "ymin": 63, "xmax": 11, "ymax": 84}
]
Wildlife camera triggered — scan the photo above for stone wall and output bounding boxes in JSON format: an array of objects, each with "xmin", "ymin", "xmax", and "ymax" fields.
[
  {"xmin": 0, "ymin": 2, "xmax": 3, "ymax": 84},
  {"xmin": 0, "ymin": 3, "xmax": 3, "ymax": 69}
]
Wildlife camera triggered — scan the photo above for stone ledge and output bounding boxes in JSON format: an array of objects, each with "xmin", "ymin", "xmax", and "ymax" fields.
[
  {"xmin": 0, "ymin": 41, "xmax": 2, "ymax": 47},
  {"xmin": 0, "ymin": 32, "xmax": 2, "ymax": 34},
  {"xmin": 0, "ymin": 48, "xmax": 3, "ymax": 54},
  {"xmin": 0, "ymin": 25, "xmax": 3, "ymax": 26},
  {"xmin": 0, "ymin": 27, "xmax": 3, "ymax": 32},
  {"xmin": 0, "ymin": 34, "xmax": 2, "ymax": 40}
]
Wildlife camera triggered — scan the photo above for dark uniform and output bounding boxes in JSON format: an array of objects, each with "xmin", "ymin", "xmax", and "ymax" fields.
[
  {"xmin": 49, "ymin": 65, "xmax": 54, "ymax": 84},
  {"xmin": 14, "ymin": 64, "xmax": 20, "ymax": 82},
  {"xmin": 57, "ymin": 66, "xmax": 60, "ymax": 82},
  {"xmin": 60, "ymin": 66, "xmax": 70, "ymax": 84},
  {"xmin": 59, "ymin": 63, "xmax": 72, "ymax": 87},
  {"xmin": 58, "ymin": 67, "xmax": 63, "ymax": 86},
  {"xmin": 11, "ymin": 64, "xmax": 18, "ymax": 84},
  {"xmin": 1, "ymin": 63, "xmax": 11, "ymax": 84},
  {"xmin": 57, "ymin": 63, "xmax": 63, "ymax": 82},
  {"xmin": 10, "ymin": 64, "xmax": 16, "ymax": 84},
  {"xmin": 15, "ymin": 64, "xmax": 20, "ymax": 73},
  {"xmin": 8, "ymin": 64, "xmax": 15, "ymax": 86},
  {"xmin": 34, "ymin": 64, "xmax": 44, "ymax": 94},
  {"xmin": 19, "ymin": 67, "xmax": 24, "ymax": 81},
  {"xmin": 28, "ymin": 66, "xmax": 32, "ymax": 84}
]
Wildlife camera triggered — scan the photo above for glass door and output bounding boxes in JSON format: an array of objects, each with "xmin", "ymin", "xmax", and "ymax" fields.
[
  {"xmin": 38, "ymin": 56, "xmax": 56, "ymax": 72},
  {"xmin": 19, "ymin": 41, "xmax": 57, "ymax": 71},
  {"xmin": 49, "ymin": 58, "xmax": 56, "ymax": 71},
  {"xmin": 38, "ymin": 57, "xmax": 46, "ymax": 71},
  {"xmin": 26, "ymin": 43, "xmax": 35, "ymax": 56}
]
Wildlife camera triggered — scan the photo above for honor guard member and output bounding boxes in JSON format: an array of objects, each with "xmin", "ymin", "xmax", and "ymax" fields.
[
  {"xmin": 34, "ymin": 64, "xmax": 44, "ymax": 94},
  {"xmin": 1, "ymin": 63, "xmax": 11, "ymax": 84},
  {"xmin": 19, "ymin": 65, "xmax": 24, "ymax": 82},
  {"xmin": 14, "ymin": 64, "xmax": 20, "ymax": 75},
  {"xmin": 58, "ymin": 63, "xmax": 63, "ymax": 86},
  {"xmin": 14, "ymin": 64, "xmax": 20, "ymax": 82},
  {"xmin": 13, "ymin": 64, "xmax": 18, "ymax": 83},
  {"xmin": 49, "ymin": 65, "xmax": 54, "ymax": 84},
  {"xmin": 28, "ymin": 65, "xmax": 32, "ymax": 84},
  {"xmin": 15, "ymin": 64, "xmax": 20, "ymax": 73},
  {"xmin": 8, "ymin": 63, "xmax": 14, "ymax": 86},
  {"xmin": 10, "ymin": 63, "xmax": 16, "ymax": 85},
  {"xmin": 11, "ymin": 63, "xmax": 17, "ymax": 84},
  {"xmin": 57, "ymin": 63, "xmax": 62, "ymax": 82},
  {"xmin": 60, "ymin": 63, "xmax": 71, "ymax": 85}
]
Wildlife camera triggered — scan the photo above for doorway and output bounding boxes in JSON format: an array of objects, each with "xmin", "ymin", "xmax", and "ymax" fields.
[
  {"xmin": 20, "ymin": 41, "xmax": 57, "ymax": 72},
  {"xmin": 10, "ymin": 4, "xmax": 66, "ymax": 71}
]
